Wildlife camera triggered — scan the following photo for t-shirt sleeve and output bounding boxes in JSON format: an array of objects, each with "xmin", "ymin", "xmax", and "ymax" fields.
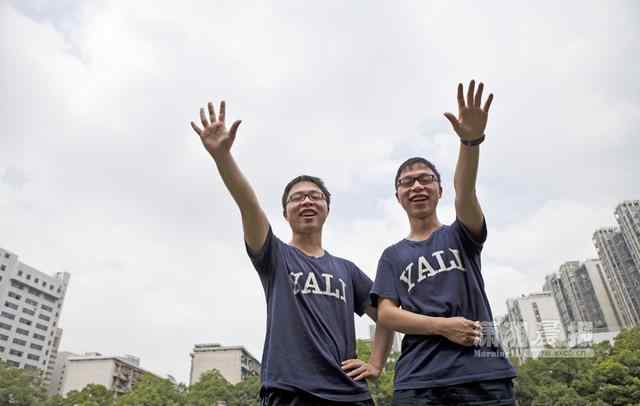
[
  {"xmin": 452, "ymin": 217, "xmax": 488, "ymax": 255},
  {"xmin": 351, "ymin": 264, "xmax": 374, "ymax": 317},
  {"xmin": 245, "ymin": 226, "xmax": 281, "ymax": 286},
  {"xmin": 370, "ymin": 249, "xmax": 401, "ymax": 307}
]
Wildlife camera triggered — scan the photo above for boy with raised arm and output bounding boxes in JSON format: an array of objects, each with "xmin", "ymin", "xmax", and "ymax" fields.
[
  {"xmin": 371, "ymin": 81, "xmax": 516, "ymax": 405},
  {"xmin": 190, "ymin": 101, "xmax": 394, "ymax": 405}
]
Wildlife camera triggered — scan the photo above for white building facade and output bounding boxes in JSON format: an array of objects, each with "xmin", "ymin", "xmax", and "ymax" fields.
[
  {"xmin": 0, "ymin": 247, "xmax": 70, "ymax": 382},
  {"xmin": 61, "ymin": 353, "xmax": 157, "ymax": 396},
  {"xmin": 190, "ymin": 343, "xmax": 260, "ymax": 385}
]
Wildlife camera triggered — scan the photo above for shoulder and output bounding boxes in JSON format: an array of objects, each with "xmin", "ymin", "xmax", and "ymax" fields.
[{"xmin": 380, "ymin": 240, "xmax": 408, "ymax": 263}]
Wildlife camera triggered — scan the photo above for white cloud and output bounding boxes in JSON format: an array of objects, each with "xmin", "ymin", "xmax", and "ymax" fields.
[{"xmin": 1, "ymin": 0, "xmax": 638, "ymax": 383}]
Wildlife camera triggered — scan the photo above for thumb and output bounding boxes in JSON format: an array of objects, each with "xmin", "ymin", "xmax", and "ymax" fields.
[
  {"xmin": 443, "ymin": 113, "xmax": 460, "ymax": 132},
  {"xmin": 229, "ymin": 120, "xmax": 242, "ymax": 141}
]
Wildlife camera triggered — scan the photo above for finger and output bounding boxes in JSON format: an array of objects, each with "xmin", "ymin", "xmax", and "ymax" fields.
[
  {"xmin": 483, "ymin": 93, "xmax": 494, "ymax": 113},
  {"xmin": 341, "ymin": 360, "xmax": 360, "ymax": 370},
  {"xmin": 229, "ymin": 120, "xmax": 242, "ymax": 141},
  {"xmin": 346, "ymin": 365, "xmax": 367, "ymax": 378},
  {"xmin": 467, "ymin": 80, "xmax": 475, "ymax": 109},
  {"xmin": 475, "ymin": 82, "xmax": 484, "ymax": 108},
  {"xmin": 208, "ymin": 102, "xmax": 216, "ymax": 124},
  {"xmin": 354, "ymin": 371, "xmax": 370, "ymax": 381},
  {"xmin": 219, "ymin": 100, "xmax": 226, "ymax": 123},
  {"xmin": 457, "ymin": 82, "xmax": 465, "ymax": 110},
  {"xmin": 443, "ymin": 113, "xmax": 460, "ymax": 132},
  {"xmin": 200, "ymin": 108, "xmax": 209, "ymax": 128},
  {"xmin": 190, "ymin": 121, "xmax": 203, "ymax": 136}
]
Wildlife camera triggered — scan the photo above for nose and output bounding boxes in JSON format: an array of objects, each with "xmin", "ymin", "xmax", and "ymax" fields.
[{"xmin": 410, "ymin": 179, "xmax": 425, "ymax": 190}]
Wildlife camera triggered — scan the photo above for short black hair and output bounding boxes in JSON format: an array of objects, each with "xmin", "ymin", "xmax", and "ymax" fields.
[
  {"xmin": 282, "ymin": 175, "xmax": 331, "ymax": 216},
  {"xmin": 394, "ymin": 157, "xmax": 442, "ymax": 190}
]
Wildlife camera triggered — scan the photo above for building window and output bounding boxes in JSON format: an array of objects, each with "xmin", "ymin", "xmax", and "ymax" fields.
[
  {"xmin": 4, "ymin": 253, "xmax": 9, "ymax": 258},
  {"xmin": 5, "ymin": 301, "xmax": 18, "ymax": 310},
  {"xmin": 38, "ymin": 314, "xmax": 50, "ymax": 322},
  {"xmin": 22, "ymin": 308, "xmax": 35, "ymax": 316},
  {"xmin": 0, "ymin": 264, "xmax": 5, "ymax": 271},
  {"xmin": 34, "ymin": 278, "xmax": 39, "ymax": 283},
  {"xmin": 9, "ymin": 349, "xmax": 23, "ymax": 357},
  {"xmin": 18, "ymin": 270, "xmax": 23, "ymax": 276},
  {"xmin": 0, "ymin": 334, "xmax": 8, "ymax": 341},
  {"xmin": 16, "ymin": 328, "xmax": 29, "ymax": 336},
  {"xmin": 33, "ymin": 333, "xmax": 45, "ymax": 341},
  {"xmin": 25, "ymin": 298, "xmax": 37, "ymax": 306},
  {"xmin": 0, "ymin": 322, "xmax": 11, "ymax": 330},
  {"xmin": 7, "ymin": 360, "xmax": 20, "ymax": 367},
  {"xmin": 1, "ymin": 311, "xmax": 16, "ymax": 320},
  {"xmin": 24, "ymin": 364, "xmax": 38, "ymax": 370},
  {"xmin": 26, "ymin": 275, "xmax": 31, "ymax": 280},
  {"xmin": 41, "ymin": 305, "xmax": 53, "ymax": 312},
  {"xmin": 19, "ymin": 318, "xmax": 32, "ymax": 326},
  {"xmin": 27, "ymin": 354, "xmax": 40, "ymax": 361},
  {"xmin": 8, "ymin": 292, "xmax": 21, "ymax": 300},
  {"xmin": 30, "ymin": 343, "xmax": 43, "ymax": 351},
  {"xmin": 0, "ymin": 346, "xmax": 4, "ymax": 352},
  {"xmin": 12, "ymin": 338, "xmax": 26, "ymax": 346},
  {"xmin": 35, "ymin": 324, "xmax": 47, "ymax": 331}
]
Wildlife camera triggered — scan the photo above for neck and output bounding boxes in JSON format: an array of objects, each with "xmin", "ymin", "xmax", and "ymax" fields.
[
  {"xmin": 290, "ymin": 230, "xmax": 324, "ymax": 257},
  {"xmin": 407, "ymin": 213, "xmax": 442, "ymax": 241}
]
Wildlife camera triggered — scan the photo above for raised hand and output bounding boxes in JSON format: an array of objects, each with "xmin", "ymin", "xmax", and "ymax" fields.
[
  {"xmin": 444, "ymin": 80, "xmax": 493, "ymax": 141},
  {"xmin": 439, "ymin": 317, "xmax": 482, "ymax": 347},
  {"xmin": 190, "ymin": 100, "xmax": 242, "ymax": 160}
]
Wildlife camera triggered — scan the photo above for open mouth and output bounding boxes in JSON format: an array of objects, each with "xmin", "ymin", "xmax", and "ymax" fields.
[
  {"xmin": 409, "ymin": 194, "xmax": 430, "ymax": 203},
  {"xmin": 300, "ymin": 209, "xmax": 318, "ymax": 218}
]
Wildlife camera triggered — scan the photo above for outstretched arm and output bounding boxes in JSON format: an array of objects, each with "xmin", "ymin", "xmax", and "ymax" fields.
[
  {"xmin": 444, "ymin": 81, "xmax": 493, "ymax": 240},
  {"xmin": 190, "ymin": 101, "xmax": 269, "ymax": 252}
]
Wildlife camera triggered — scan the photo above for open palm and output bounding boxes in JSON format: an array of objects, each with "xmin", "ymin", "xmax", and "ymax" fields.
[
  {"xmin": 444, "ymin": 80, "xmax": 493, "ymax": 141},
  {"xmin": 190, "ymin": 100, "xmax": 241, "ymax": 159}
]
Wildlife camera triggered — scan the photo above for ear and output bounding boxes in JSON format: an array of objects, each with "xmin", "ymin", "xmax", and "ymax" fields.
[
  {"xmin": 283, "ymin": 209, "xmax": 288, "ymax": 219},
  {"xmin": 395, "ymin": 191, "xmax": 400, "ymax": 202}
]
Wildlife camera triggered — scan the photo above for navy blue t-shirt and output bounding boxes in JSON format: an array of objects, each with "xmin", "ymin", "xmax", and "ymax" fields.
[
  {"xmin": 371, "ymin": 219, "xmax": 516, "ymax": 390},
  {"xmin": 247, "ymin": 227, "xmax": 373, "ymax": 402}
]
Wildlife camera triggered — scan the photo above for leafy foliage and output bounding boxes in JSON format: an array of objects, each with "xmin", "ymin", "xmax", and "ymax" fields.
[{"xmin": 2, "ymin": 328, "xmax": 639, "ymax": 405}]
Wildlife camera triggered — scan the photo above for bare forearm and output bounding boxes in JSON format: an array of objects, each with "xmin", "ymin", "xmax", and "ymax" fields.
[
  {"xmin": 369, "ymin": 323, "xmax": 394, "ymax": 370},
  {"xmin": 379, "ymin": 304, "xmax": 443, "ymax": 336},
  {"xmin": 454, "ymin": 143, "xmax": 480, "ymax": 198},
  {"xmin": 213, "ymin": 152, "xmax": 269, "ymax": 249}
]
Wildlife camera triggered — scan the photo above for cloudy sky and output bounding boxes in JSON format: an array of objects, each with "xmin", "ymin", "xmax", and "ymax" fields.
[{"xmin": 1, "ymin": 0, "xmax": 638, "ymax": 384}]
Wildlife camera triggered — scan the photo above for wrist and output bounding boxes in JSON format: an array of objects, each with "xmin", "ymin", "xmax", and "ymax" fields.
[
  {"xmin": 460, "ymin": 134, "xmax": 485, "ymax": 146},
  {"xmin": 429, "ymin": 317, "xmax": 447, "ymax": 336}
]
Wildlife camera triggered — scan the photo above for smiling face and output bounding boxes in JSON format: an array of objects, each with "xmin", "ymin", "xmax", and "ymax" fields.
[
  {"xmin": 284, "ymin": 181, "xmax": 329, "ymax": 234},
  {"xmin": 395, "ymin": 162, "xmax": 442, "ymax": 220}
]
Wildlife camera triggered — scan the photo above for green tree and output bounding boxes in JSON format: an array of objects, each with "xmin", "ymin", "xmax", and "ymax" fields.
[
  {"xmin": 356, "ymin": 338, "xmax": 398, "ymax": 406},
  {"xmin": 228, "ymin": 375, "xmax": 260, "ymax": 406},
  {"xmin": 115, "ymin": 374, "xmax": 186, "ymax": 406},
  {"xmin": 62, "ymin": 384, "xmax": 116, "ymax": 406},
  {"xmin": 0, "ymin": 360, "xmax": 47, "ymax": 406},
  {"xmin": 185, "ymin": 369, "xmax": 233, "ymax": 406}
]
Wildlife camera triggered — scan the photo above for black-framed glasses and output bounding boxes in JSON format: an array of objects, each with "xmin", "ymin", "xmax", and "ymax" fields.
[
  {"xmin": 287, "ymin": 190, "xmax": 326, "ymax": 204},
  {"xmin": 397, "ymin": 173, "xmax": 438, "ymax": 188}
]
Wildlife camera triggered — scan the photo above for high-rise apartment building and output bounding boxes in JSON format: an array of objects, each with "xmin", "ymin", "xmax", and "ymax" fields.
[
  {"xmin": 593, "ymin": 227, "xmax": 640, "ymax": 327},
  {"xmin": 189, "ymin": 343, "xmax": 260, "ymax": 385},
  {"xmin": 48, "ymin": 350, "xmax": 79, "ymax": 396},
  {"xmin": 0, "ymin": 248, "xmax": 70, "ymax": 380},
  {"xmin": 499, "ymin": 292, "xmax": 566, "ymax": 361},
  {"xmin": 574, "ymin": 259, "xmax": 620, "ymax": 332},
  {"xmin": 544, "ymin": 259, "xmax": 621, "ymax": 335},
  {"xmin": 615, "ymin": 200, "xmax": 640, "ymax": 270}
]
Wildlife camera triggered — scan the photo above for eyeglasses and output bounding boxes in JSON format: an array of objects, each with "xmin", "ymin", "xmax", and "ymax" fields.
[
  {"xmin": 397, "ymin": 173, "xmax": 438, "ymax": 188},
  {"xmin": 287, "ymin": 190, "xmax": 326, "ymax": 204}
]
